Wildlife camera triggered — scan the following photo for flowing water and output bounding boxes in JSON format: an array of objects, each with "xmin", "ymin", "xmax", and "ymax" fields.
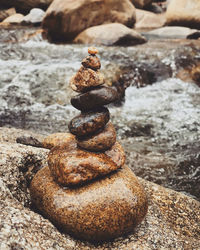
[{"xmin": 0, "ymin": 27, "xmax": 200, "ymax": 200}]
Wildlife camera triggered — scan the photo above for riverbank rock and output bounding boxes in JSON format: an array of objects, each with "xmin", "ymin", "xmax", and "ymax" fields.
[
  {"xmin": 0, "ymin": 8, "xmax": 16, "ymax": 22},
  {"xmin": 42, "ymin": 0, "xmax": 136, "ymax": 42},
  {"xmin": 135, "ymin": 9, "xmax": 166, "ymax": 29},
  {"xmin": 144, "ymin": 26, "xmax": 200, "ymax": 39},
  {"xmin": 0, "ymin": 0, "xmax": 53, "ymax": 14},
  {"xmin": 166, "ymin": 0, "xmax": 200, "ymax": 29},
  {"xmin": 130, "ymin": 0, "xmax": 152, "ymax": 9},
  {"xmin": 1, "ymin": 13, "xmax": 24, "ymax": 25},
  {"xmin": 74, "ymin": 23, "xmax": 147, "ymax": 46},
  {"xmin": 0, "ymin": 127, "xmax": 199, "ymax": 249},
  {"xmin": 22, "ymin": 8, "xmax": 45, "ymax": 26}
]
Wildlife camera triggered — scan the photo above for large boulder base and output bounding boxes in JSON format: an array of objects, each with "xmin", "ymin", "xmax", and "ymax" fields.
[
  {"xmin": 0, "ymin": 127, "xmax": 199, "ymax": 249},
  {"xmin": 166, "ymin": 0, "xmax": 200, "ymax": 29},
  {"xmin": 42, "ymin": 0, "xmax": 136, "ymax": 42}
]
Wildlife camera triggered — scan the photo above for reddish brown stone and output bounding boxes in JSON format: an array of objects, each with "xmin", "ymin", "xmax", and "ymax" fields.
[
  {"xmin": 81, "ymin": 55, "xmax": 101, "ymax": 70},
  {"xmin": 70, "ymin": 66, "xmax": 104, "ymax": 92},
  {"xmin": 68, "ymin": 107, "xmax": 110, "ymax": 137},
  {"xmin": 30, "ymin": 165, "xmax": 148, "ymax": 242},
  {"xmin": 105, "ymin": 141, "xmax": 126, "ymax": 168},
  {"xmin": 48, "ymin": 145, "xmax": 120, "ymax": 186},
  {"xmin": 77, "ymin": 122, "xmax": 116, "ymax": 152}
]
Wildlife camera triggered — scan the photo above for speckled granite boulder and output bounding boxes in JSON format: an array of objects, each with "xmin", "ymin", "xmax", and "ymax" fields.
[
  {"xmin": 30, "ymin": 165, "xmax": 148, "ymax": 242},
  {"xmin": 0, "ymin": 127, "xmax": 200, "ymax": 249}
]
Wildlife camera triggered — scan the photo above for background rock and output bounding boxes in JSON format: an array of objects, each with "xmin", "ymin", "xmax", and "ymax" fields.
[
  {"xmin": 1, "ymin": 13, "xmax": 24, "ymax": 25},
  {"xmin": 0, "ymin": 7, "xmax": 16, "ymax": 22},
  {"xmin": 74, "ymin": 23, "xmax": 146, "ymax": 46},
  {"xmin": 130, "ymin": 0, "xmax": 153, "ymax": 8},
  {"xmin": 144, "ymin": 26, "xmax": 200, "ymax": 39},
  {"xmin": 0, "ymin": 0, "xmax": 53, "ymax": 14},
  {"xmin": 0, "ymin": 128, "xmax": 199, "ymax": 249},
  {"xmin": 22, "ymin": 8, "xmax": 45, "ymax": 26},
  {"xmin": 42, "ymin": 0, "xmax": 136, "ymax": 42},
  {"xmin": 135, "ymin": 9, "xmax": 166, "ymax": 29},
  {"xmin": 166, "ymin": 0, "xmax": 200, "ymax": 29}
]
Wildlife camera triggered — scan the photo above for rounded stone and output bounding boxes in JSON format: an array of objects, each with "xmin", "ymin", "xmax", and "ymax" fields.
[
  {"xmin": 88, "ymin": 47, "xmax": 98, "ymax": 55},
  {"xmin": 70, "ymin": 66, "xmax": 104, "ymax": 92},
  {"xmin": 105, "ymin": 141, "xmax": 126, "ymax": 168},
  {"xmin": 48, "ymin": 144, "xmax": 119, "ymax": 186},
  {"xmin": 68, "ymin": 107, "xmax": 110, "ymax": 137},
  {"xmin": 77, "ymin": 122, "xmax": 116, "ymax": 152},
  {"xmin": 42, "ymin": 133, "xmax": 75, "ymax": 149},
  {"xmin": 81, "ymin": 55, "xmax": 101, "ymax": 70},
  {"xmin": 71, "ymin": 86, "xmax": 118, "ymax": 111},
  {"xmin": 30, "ymin": 165, "xmax": 148, "ymax": 242}
]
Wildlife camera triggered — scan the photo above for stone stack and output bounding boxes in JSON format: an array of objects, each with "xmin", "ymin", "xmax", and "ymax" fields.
[{"xmin": 30, "ymin": 48, "xmax": 148, "ymax": 242}]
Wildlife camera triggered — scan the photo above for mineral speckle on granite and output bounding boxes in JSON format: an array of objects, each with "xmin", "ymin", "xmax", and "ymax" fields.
[{"xmin": 0, "ymin": 127, "xmax": 199, "ymax": 249}]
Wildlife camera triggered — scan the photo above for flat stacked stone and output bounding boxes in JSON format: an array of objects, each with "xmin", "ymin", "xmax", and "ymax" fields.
[{"xmin": 30, "ymin": 47, "xmax": 148, "ymax": 242}]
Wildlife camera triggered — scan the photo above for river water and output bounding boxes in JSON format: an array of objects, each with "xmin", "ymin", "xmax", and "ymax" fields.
[{"xmin": 0, "ymin": 27, "xmax": 200, "ymax": 200}]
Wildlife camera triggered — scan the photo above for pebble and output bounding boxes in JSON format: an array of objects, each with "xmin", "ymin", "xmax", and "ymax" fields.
[
  {"xmin": 77, "ymin": 122, "xmax": 116, "ymax": 151},
  {"xmin": 68, "ymin": 107, "xmax": 110, "ymax": 137},
  {"xmin": 30, "ymin": 165, "xmax": 148, "ymax": 242},
  {"xmin": 81, "ymin": 55, "xmax": 101, "ymax": 70},
  {"xmin": 88, "ymin": 47, "xmax": 98, "ymax": 55},
  {"xmin": 70, "ymin": 66, "xmax": 104, "ymax": 92},
  {"xmin": 48, "ymin": 145, "xmax": 119, "ymax": 186},
  {"xmin": 71, "ymin": 86, "xmax": 118, "ymax": 111}
]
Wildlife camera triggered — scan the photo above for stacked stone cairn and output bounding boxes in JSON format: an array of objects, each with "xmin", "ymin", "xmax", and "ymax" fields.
[{"xmin": 30, "ymin": 47, "xmax": 148, "ymax": 242}]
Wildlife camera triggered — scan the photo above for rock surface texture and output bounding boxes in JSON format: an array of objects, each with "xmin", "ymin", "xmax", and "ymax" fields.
[
  {"xmin": 30, "ymin": 48, "xmax": 148, "ymax": 242},
  {"xmin": 0, "ymin": 127, "xmax": 199, "ymax": 249},
  {"xmin": 166, "ymin": 0, "xmax": 200, "ymax": 29},
  {"xmin": 130, "ymin": 0, "xmax": 153, "ymax": 9},
  {"xmin": 42, "ymin": 0, "xmax": 136, "ymax": 42}
]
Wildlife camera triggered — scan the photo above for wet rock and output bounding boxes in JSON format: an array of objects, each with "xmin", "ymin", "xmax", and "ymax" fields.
[
  {"xmin": 22, "ymin": 8, "xmax": 45, "ymax": 26},
  {"xmin": 1, "ymin": 13, "xmax": 24, "ymax": 25},
  {"xmin": 77, "ymin": 122, "xmax": 116, "ymax": 152},
  {"xmin": 48, "ymin": 144, "xmax": 120, "ymax": 186},
  {"xmin": 0, "ymin": 8, "xmax": 16, "ymax": 22},
  {"xmin": 30, "ymin": 165, "xmax": 148, "ymax": 241},
  {"xmin": 135, "ymin": 9, "xmax": 166, "ymax": 29},
  {"xmin": 82, "ymin": 55, "xmax": 101, "ymax": 71},
  {"xmin": 130, "ymin": 0, "xmax": 153, "ymax": 9},
  {"xmin": 69, "ymin": 107, "xmax": 110, "ymax": 137},
  {"xmin": 42, "ymin": 0, "xmax": 136, "ymax": 42},
  {"xmin": 105, "ymin": 141, "xmax": 126, "ymax": 168},
  {"xmin": 144, "ymin": 26, "xmax": 200, "ymax": 39},
  {"xmin": 74, "ymin": 23, "xmax": 146, "ymax": 46},
  {"xmin": 166, "ymin": 0, "xmax": 200, "ymax": 29},
  {"xmin": 0, "ymin": 0, "xmax": 53, "ymax": 14},
  {"xmin": 71, "ymin": 86, "xmax": 119, "ymax": 111},
  {"xmin": 42, "ymin": 132, "xmax": 75, "ymax": 149},
  {"xmin": 70, "ymin": 66, "xmax": 104, "ymax": 93},
  {"xmin": 16, "ymin": 135, "xmax": 43, "ymax": 148},
  {"xmin": 191, "ymin": 64, "xmax": 200, "ymax": 86}
]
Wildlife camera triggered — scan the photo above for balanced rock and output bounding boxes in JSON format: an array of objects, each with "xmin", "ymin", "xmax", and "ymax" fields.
[
  {"xmin": 68, "ymin": 107, "xmax": 110, "ymax": 137},
  {"xmin": 48, "ymin": 144, "xmax": 120, "ymax": 186},
  {"xmin": 71, "ymin": 86, "xmax": 118, "ymax": 111},
  {"xmin": 77, "ymin": 122, "xmax": 116, "ymax": 152},
  {"xmin": 30, "ymin": 165, "xmax": 148, "ymax": 242},
  {"xmin": 70, "ymin": 66, "xmax": 104, "ymax": 93},
  {"xmin": 81, "ymin": 55, "xmax": 101, "ymax": 71}
]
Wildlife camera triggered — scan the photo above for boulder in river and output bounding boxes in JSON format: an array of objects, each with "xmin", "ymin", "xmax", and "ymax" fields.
[
  {"xmin": 130, "ymin": 0, "xmax": 153, "ymax": 9},
  {"xmin": 166, "ymin": 0, "xmax": 200, "ymax": 29},
  {"xmin": 74, "ymin": 23, "xmax": 147, "ymax": 46},
  {"xmin": 22, "ymin": 8, "xmax": 45, "ymax": 26},
  {"xmin": 1, "ymin": 13, "xmax": 24, "ymax": 25},
  {"xmin": 42, "ymin": 0, "xmax": 136, "ymax": 42},
  {"xmin": 0, "ymin": 7, "xmax": 16, "ymax": 22}
]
